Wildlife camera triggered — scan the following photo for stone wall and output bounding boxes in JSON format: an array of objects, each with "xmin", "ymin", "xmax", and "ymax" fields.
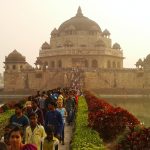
[
  {"xmin": 4, "ymin": 68, "xmax": 150, "ymax": 92},
  {"xmin": 4, "ymin": 72, "xmax": 24, "ymax": 91},
  {"xmin": 84, "ymin": 69, "xmax": 148, "ymax": 90}
]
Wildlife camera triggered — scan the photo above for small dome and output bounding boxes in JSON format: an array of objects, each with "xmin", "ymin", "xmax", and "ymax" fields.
[
  {"xmin": 146, "ymin": 54, "xmax": 150, "ymax": 60},
  {"xmin": 143, "ymin": 54, "xmax": 150, "ymax": 69},
  {"xmin": 113, "ymin": 43, "xmax": 121, "ymax": 49},
  {"xmin": 51, "ymin": 28, "xmax": 58, "ymax": 35},
  {"xmin": 102, "ymin": 29, "xmax": 110, "ymax": 36},
  {"xmin": 41, "ymin": 42, "xmax": 50, "ymax": 49},
  {"xmin": 135, "ymin": 59, "xmax": 143, "ymax": 67},
  {"xmin": 58, "ymin": 7, "xmax": 102, "ymax": 33},
  {"xmin": 5, "ymin": 50, "xmax": 26, "ymax": 62},
  {"xmin": 143, "ymin": 54, "xmax": 150, "ymax": 65}
]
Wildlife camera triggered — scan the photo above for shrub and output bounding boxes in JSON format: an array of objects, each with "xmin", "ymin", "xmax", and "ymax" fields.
[
  {"xmin": 7, "ymin": 101, "xmax": 17, "ymax": 109},
  {"xmin": 0, "ymin": 107, "xmax": 3, "ymax": 113},
  {"xmin": 84, "ymin": 91, "xmax": 113, "ymax": 112},
  {"xmin": 89, "ymin": 107, "xmax": 140, "ymax": 141},
  {"xmin": 1, "ymin": 104, "xmax": 9, "ymax": 112},
  {"xmin": 84, "ymin": 91, "xmax": 140, "ymax": 141},
  {"xmin": 116, "ymin": 125, "xmax": 150, "ymax": 150}
]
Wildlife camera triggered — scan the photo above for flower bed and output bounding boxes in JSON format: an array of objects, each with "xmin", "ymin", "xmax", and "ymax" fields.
[
  {"xmin": 84, "ymin": 91, "xmax": 141, "ymax": 142},
  {"xmin": 0, "ymin": 99, "xmax": 26, "ymax": 113},
  {"xmin": 89, "ymin": 106, "xmax": 140, "ymax": 141},
  {"xmin": 116, "ymin": 125, "xmax": 150, "ymax": 149}
]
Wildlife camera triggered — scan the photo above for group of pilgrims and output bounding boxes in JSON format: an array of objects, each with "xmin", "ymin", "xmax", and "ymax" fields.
[{"xmin": 0, "ymin": 87, "xmax": 80, "ymax": 150}]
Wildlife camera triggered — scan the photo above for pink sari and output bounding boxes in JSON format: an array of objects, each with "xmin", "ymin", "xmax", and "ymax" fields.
[{"xmin": 22, "ymin": 144, "xmax": 37, "ymax": 150}]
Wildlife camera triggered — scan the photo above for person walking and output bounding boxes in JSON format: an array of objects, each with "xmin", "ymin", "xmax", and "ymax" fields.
[
  {"xmin": 31, "ymin": 99, "xmax": 45, "ymax": 126},
  {"xmin": 45, "ymin": 101, "xmax": 63, "ymax": 140},
  {"xmin": 9, "ymin": 103, "xmax": 29, "ymax": 128},
  {"xmin": 43, "ymin": 126, "xmax": 59, "ymax": 150},
  {"xmin": 9, "ymin": 103, "xmax": 29, "ymax": 143},
  {"xmin": 65, "ymin": 94, "xmax": 76, "ymax": 125},
  {"xmin": 8, "ymin": 126, "xmax": 37, "ymax": 150},
  {"xmin": 25, "ymin": 112, "xmax": 46, "ymax": 150},
  {"xmin": 56, "ymin": 102, "xmax": 67, "ymax": 145}
]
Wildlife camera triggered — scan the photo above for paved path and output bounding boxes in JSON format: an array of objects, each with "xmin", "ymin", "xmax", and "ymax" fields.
[{"xmin": 59, "ymin": 124, "xmax": 73, "ymax": 150}]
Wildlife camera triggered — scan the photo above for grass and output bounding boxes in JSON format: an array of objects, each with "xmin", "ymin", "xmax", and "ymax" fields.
[
  {"xmin": 71, "ymin": 96, "xmax": 105, "ymax": 150},
  {"xmin": 104, "ymin": 97, "xmax": 150, "ymax": 127}
]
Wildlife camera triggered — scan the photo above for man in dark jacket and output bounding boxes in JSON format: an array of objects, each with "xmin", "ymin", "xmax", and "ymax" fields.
[{"xmin": 45, "ymin": 101, "xmax": 63, "ymax": 140}]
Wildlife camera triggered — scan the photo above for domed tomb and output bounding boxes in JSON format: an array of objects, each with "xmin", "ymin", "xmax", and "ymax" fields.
[{"xmin": 39, "ymin": 6, "xmax": 123, "ymax": 69}]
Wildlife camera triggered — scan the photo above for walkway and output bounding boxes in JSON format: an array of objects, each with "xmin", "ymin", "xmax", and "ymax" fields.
[{"xmin": 59, "ymin": 124, "xmax": 73, "ymax": 150}]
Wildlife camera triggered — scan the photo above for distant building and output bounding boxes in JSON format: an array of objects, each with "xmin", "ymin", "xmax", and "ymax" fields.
[{"xmin": 3, "ymin": 7, "xmax": 150, "ymax": 92}]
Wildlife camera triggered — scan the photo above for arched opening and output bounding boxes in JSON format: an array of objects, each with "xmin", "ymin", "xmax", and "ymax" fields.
[
  {"xmin": 107, "ymin": 61, "xmax": 111, "ymax": 68},
  {"xmin": 113, "ymin": 61, "xmax": 116, "ymax": 68},
  {"xmin": 51, "ymin": 61, "xmax": 55, "ymax": 68},
  {"xmin": 20, "ymin": 65, "xmax": 23, "ymax": 70},
  {"xmin": 85, "ymin": 60, "xmax": 89, "ymax": 68},
  {"xmin": 64, "ymin": 40, "xmax": 73, "ymax": 47},
  {"xmin": 58, "ymin": 60, "xmax": 62, "ymax": 68},
  {"xmin": 12, "ymin": 65, "xmax": 16, "ymax": 70},
  {"xmin": 117, "ymin": 62, "xmax": 120, "ymax": 68},
  {"xmin": 92, "ymin": 59, "xmax": 98, "ymax": 68}
]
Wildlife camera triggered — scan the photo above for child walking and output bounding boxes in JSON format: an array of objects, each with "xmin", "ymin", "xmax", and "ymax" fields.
[{"xmin": 43, "ymin": 126, "xmax": 59, "ymax": 150}]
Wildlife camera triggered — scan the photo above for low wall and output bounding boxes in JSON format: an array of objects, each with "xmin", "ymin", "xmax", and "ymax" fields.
[{"xmin": 99, "ymin": 94, "xmax": 150, "ymax": 99}]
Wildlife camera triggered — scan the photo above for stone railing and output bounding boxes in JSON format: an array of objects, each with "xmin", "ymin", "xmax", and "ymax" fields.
[{"xmin": 39, "ymin": 47, "xmax": 123, "ymax": 57}]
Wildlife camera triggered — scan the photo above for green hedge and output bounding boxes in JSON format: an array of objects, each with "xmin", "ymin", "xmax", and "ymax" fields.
[
  {"xmin": 71, "ymin": 96, "xmax": 105, "ymax": 150},
  {"xmin": 0, "ymin": 109, "xmax": 14, "ymax": 123},
  {"xmin": 0, "ymin": 109, "xmax": 14, "ymax": 138}
]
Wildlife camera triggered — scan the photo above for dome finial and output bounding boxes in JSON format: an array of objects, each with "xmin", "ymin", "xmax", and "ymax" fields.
[{"xmin": 76, "ymin": 6, "xmax": 83, "ymax": 17}]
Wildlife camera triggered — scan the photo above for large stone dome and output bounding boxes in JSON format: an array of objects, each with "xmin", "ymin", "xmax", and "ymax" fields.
[
  {"xmin": 58, "ymin": 7, "xmax": 102, "ymax": 33},
  {"xmin": 146, "ymin": 54, "xmax": 150, "ymax": 60},
  {"xmin": 143, "ymin": 54, "xmax": 150, "ymax": 66},
  {"xmin": 5, "ymin": 50, "xmax": 26, "ymax": 62}
]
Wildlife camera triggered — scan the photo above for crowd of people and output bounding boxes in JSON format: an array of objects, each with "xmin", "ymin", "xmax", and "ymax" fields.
[{"xmin": 0, "ymin": 87, "xmax": 79, "ymax": 150}]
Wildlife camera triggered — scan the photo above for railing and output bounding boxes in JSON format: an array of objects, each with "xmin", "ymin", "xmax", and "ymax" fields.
[{"xmin": 39, "ymin": 47, "xmax": 123, "ymax": 57}]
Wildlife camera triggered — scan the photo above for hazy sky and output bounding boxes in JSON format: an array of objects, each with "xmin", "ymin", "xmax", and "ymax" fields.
[{"xmin": 0, "ymin": 0, "xmax": 150, "ymax": 74}]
